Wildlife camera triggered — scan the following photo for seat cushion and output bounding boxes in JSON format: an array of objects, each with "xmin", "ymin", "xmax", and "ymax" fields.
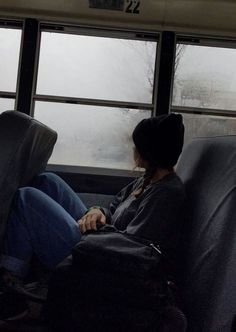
[{"xmin": 78, "ymin": 192, "xmax": 115, "ymax": 209}]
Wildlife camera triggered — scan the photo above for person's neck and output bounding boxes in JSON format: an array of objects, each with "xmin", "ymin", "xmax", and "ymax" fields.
[{"xmin": 149, "ymin": 167, "xmax": 173, "ymax": 184}]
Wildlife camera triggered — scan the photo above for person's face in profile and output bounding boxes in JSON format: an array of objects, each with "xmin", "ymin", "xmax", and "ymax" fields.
[{"xmin": 133, "ymin": 146, "xmax": 147, "ymax": 169}]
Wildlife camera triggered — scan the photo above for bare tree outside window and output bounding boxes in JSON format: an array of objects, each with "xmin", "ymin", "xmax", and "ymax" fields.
[
  {"xmin": 172, "ymin": 44, "xmax": 236, "ymax": 144},
  {"xmin": 172, "ymin": 44, "xmax": 236, "ymax": 111},
  {"xmin": 174, "ymin": 44, "xmax": 186, "ymax": 78}
]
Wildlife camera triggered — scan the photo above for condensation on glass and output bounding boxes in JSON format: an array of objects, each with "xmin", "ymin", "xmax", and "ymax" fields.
[
  {"xmin": 35, "ymin": 31, "xmax": 156, "ymax": 169},
  {"xmin": 0, "ymin": 98, "xmax": 15, "ymax": 113},
  {"xmin": 37, "ymin": 32, "xmax": 157, "ymax": 104},
  {"xmin": 180, "ymin": 113, "xmax": 236, "ymax": 145},
  {"xmin": 0, "ymin": 28, "xmax": 22, "ymax": 92},
  {"xmin": 35, "ymin": 101, "xmax": 151, "ymax": 170},
  {"xmin": 173, "ymin": 44, "xmax": 236, "ymax": 111}
]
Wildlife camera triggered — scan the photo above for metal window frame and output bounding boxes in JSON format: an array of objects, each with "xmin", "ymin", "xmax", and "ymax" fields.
[
  {"xmin": 177, "ymin": 34, "xmax": 236, "ymax": 49},
  {"xmin": 16, "ymin": 19, "xmax": 39, "ymax": 114},
  {"xmin": 0, "ymin": 92, "xmax": 16, "ymax": 99},
  {"xmin": 40, "ymin": 22, "xmax": 159, "ymax": 42},
  {"xmin": 34, "ymin": 94, "xmax": 153, "ymax": 111},
  {"xmin": 172, "ymin": 106, "xmax": 236, "ymax": 118},
  {"xmin": 0, "ymin": 19, "xmax": 22, "ymax": 29},
  {"xmin": 155, "ymin": 31, "xmax": 176, "ymax": 115}
]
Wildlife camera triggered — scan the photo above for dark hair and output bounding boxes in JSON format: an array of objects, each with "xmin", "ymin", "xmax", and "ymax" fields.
[{"xmin": 132, "ymin": 114, "xmax": 184, "ymax": 197}]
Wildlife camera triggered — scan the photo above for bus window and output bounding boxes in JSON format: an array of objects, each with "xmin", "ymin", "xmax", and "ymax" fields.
[
  {"xmin": 0, "ymin": 98, "xmax": 15, "ymax": 113},
  {"xmin": 36, "ymin": 32, "xmax": 156, "ymax": 104},
  {"xmin": 35, "ymin": 102, "xmax": 150, "ymax": 169},
  {"xmin": 173, "ymin": 44, "xmax": 236, "ymax": 111},
  {"xmin": 0, "ymin": 27, "xmax": 22, "ymax": 112},
  {"xmin": 34, "ymin": 29, "xmax": 157, "ymax": 170},
  {"xmin": 172, "ymin": 41, "xmax": 236, "ymax": 144},
  {"xmin": 180, "ymin": 113, "xmax": 236, "ymax": 145}
]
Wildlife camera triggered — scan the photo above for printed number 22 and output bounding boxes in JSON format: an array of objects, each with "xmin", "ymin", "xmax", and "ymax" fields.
[{"xmin": 125, "ymin": 1, "xmax": 140, "ymax": 14}]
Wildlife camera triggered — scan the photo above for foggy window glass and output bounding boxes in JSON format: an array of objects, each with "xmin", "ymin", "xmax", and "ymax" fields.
[
  {"xmin": 0, "ymin": 98, "xmax": 15, "ymax": 113},
  {"xmin": 34, "ymin": 101, "xmax": 151, "ymax": 169},
  {"xmin": 173, "ymin": 44, "xmax": 236, "ymax": 111},
  {"xmin": 37, "ymin": 32, "xmax": 157, "ymax": 104},
  {"xmin": 180, "ymin": 113, "xmax": 236, "ymax": 145},
  {"xmin": 0, "ymin": 28, "xmax": 21, "ymax": 92}
]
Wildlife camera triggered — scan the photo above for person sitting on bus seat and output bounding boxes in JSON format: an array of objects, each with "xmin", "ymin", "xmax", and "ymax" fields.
[{"xmin": 0, "ymin": 113, "xmax": 185, "ymax": 298}]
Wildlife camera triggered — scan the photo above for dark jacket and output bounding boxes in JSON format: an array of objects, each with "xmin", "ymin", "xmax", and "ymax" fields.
[{"xmin": 103, "ymin": 172, "xmax": 186, "ymax": 259}]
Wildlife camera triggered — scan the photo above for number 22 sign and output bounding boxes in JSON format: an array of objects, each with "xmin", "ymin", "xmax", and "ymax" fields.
[{"xmin": 125, "ymin": 0, "xmax": 141, "ymax": 14}]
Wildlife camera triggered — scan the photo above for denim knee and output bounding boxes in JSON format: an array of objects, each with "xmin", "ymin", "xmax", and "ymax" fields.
[
  {"xmin": 33, "ymin": 172, "xmax": 61, "ymax": 185},
  {"xmin": 15, "ymin": 187, "xmax": 41, "ymax": 210}
]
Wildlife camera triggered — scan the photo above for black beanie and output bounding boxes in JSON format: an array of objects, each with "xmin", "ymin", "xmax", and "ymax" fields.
[{"xmin": 132, "ymin": 113, "xmax": 184, "ymax": 168}]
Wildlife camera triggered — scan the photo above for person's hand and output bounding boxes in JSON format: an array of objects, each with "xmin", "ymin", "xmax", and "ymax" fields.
[{"xmin": 77, "ymin": 208, "xmax": 106, "ymax": 233}]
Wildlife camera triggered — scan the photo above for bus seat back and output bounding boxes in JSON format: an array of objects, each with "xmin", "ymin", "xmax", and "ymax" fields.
[
  {"xmin": 177, "ymin": 135, "xmax": 236, "ymax": 332},
  {"xmin": 78, "ymin": 193, "xmax": 115, "ymax": 209},
  {"xmin": 0, "ymin": 110, "xmax": 57, "ymax": 250}
]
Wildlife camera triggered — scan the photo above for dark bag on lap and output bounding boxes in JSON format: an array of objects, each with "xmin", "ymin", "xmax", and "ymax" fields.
[{"xmin": 45, "ymin": 226, "xmax": 187, "ymax": 332}]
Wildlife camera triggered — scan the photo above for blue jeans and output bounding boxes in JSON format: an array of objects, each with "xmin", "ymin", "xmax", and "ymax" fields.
[{"xmin": 0, "ymin": 172, "xmax": 87, "ymax": 277}]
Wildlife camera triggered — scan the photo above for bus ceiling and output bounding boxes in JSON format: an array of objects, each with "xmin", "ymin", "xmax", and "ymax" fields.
[{"xmin": 0, "ymin": 0, "xmax": 235, "ymax": 38}]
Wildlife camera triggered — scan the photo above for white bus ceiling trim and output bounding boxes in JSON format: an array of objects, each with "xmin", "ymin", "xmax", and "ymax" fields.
[{"xmin": 0, "ymin": 1, "xmax": 236, "ymax": 37}]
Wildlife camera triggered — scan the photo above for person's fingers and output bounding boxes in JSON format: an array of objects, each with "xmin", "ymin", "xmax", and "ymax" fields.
[
  {"xmin": 90, "ymin": 214, "xmax": 98, "ymax": 230},
  {"xmin": 85, "ymin": 217, "xmax": 92, "ymax": 231},
  {"xmin": 78, "ymin": 211, "xmax": 106, "ymax": 233},
  {"xmin": 82, "ymin": 221, "xmax": 87, "ymax": 233},
  {"xmin": 78, "ymin": 218, "xmax": 86, "ymax": 233},
  {"xmin": 100, "ymin": 214, "xmax": 106, "ymax": 224}
]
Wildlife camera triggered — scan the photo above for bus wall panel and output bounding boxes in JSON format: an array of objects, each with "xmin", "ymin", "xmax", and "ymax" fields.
[{"xmin": 0, "ymin": 1, "xmax": 236, "ymax": 38}]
